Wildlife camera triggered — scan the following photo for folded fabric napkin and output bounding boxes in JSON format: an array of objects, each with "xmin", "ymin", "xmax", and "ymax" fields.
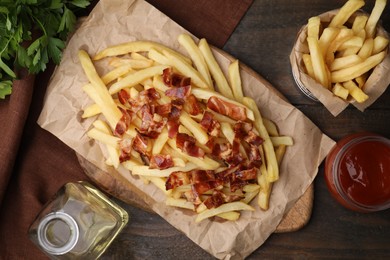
[{"xmin": 0, "ymin": 0, "xmax": 253, "ymax": 258}]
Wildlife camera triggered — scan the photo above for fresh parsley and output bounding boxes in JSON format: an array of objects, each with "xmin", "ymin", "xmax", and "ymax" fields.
[{"xmin": 0, "ymin": 0, "xmax": 91, "ymax": 99}]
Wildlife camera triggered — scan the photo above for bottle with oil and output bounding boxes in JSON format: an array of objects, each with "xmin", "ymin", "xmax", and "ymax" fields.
[{"xmin": 28, "ymin": 181, "xmax": 128, "ymax": 259}]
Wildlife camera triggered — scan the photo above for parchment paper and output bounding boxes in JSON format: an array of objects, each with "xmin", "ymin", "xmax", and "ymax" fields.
[
  {"xmin": 37, "ymin": 0, "xmax": 335, "ymax": 259},
  {"xmin": 290, "ymin": 9, "xmax": 390, "ymax": 117}
]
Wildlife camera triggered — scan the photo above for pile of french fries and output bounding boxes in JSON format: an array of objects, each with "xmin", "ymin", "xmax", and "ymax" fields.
[
  {"xmin": 303, "ymin": 0, "xmax": 388, "ymax": 103},
  {"xmin": 78, "ymin": 33, "xmax": 293, "ymax": 222}
]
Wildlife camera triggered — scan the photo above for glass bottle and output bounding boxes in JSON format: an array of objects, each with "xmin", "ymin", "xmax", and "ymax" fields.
[
  {"xmin": 324, "ymin": 132, "xmax": 390, "ymax": 212},
  {"xmin": 28, "ymin": 181, "xmax": 129, "ymax": 259}
]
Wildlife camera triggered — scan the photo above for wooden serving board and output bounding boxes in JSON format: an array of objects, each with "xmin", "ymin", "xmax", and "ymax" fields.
[{"xmin": 77, "ymin": 154, "xmax": 314, "ymax": 233}]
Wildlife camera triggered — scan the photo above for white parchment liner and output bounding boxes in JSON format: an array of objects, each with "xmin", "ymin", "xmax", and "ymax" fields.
[{"xmin": 38, "ymin": 0, "xmax": 335, "ymax": 259}]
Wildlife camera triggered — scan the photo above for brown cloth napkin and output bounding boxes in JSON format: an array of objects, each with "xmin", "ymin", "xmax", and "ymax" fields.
[{"xmin": 0, "ymin": 0, "xmax": 252, "ymax": 258}]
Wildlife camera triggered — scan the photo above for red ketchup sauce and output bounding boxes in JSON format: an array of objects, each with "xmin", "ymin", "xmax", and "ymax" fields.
[{"xmin": 324, "ymin": 132, "xmax": 390, "ymax": 212}]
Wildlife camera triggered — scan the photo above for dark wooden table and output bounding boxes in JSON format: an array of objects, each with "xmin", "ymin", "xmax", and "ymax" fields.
[{"xmin": 102, "ymin": 1, "xmax": 390, "ymax": 259}]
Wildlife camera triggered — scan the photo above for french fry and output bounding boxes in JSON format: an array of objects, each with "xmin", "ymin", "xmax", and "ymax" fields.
[
  {"xmin": 178, "ymin": 34, "xmax": 213, "ymax": 88},
  {"xmin": 338, "ymin": 36, "xmax": 364, "ymax": 50},
  {"xmin": 343, "ymin": 80, "xmax": 369, "ymax": 103},
  {"xmin": 131, "ymin": 163, "xmax": 198, "ymax": 177},
  {"xmin": 307, "ymin": 16, "xmax": 321, "ymax": 39},
  {"xmin": 262, "ymin": 118, "xmax": 279, "ymax": 137},
  {"xmin": 355, "ymin": 73, "xmax": 368, "ymax": 88},
  {"xmin": 325, "ymin": 28, "xmax": 354, "ymax": 66},
  {"xmin": 307, "ymin": 37, "xmax": 329, "ymax": 88},
  {"xmin": 358, "ymin": 38, "xmax": 374, "ymax": 59},
  {"xmin": 330, "ymin": 54, "xmax": 362, "ymax": 71},
  {"xmin": 270, "ymin": 136, "xmax": 294, "ymax": 147},
  {"xmin": 93, "ymin": 40, "xmax": 192, "ymax": 64},
  {"xmin": 352, "ymin": 15, "xmax": 368, "ymax": 34},
  {"xmin": 82, "ymin": 103, "xmax": 101, "ymax": 118},
  {"xmin": 318, "ymin": 27, "xmax": 340, "ymax": 57},
  {"xmin": 365, "ymin": 0, "xmax": 387, "ymax": 38},
  {"xmin": 179, "ymin": 111, "xmax": 209, "ymax": 144},
  {"xmin": 166, "ymin": 198, "xmax": 195, "ymax": 211},
  {"xmin": 195, "ymin": 202, "xmax": 254, "ymax": 223},
  {"xmin": 108, "ymin": 57, "xmax": 153, "ymax": 69},
  {"xmin": 87, "ymin": 127, "xmax": 120, "ymax": 148},
  {"xmin": 109, "ymin": 65, "xmax": 168, "ymax": 94},
  {"xmin": 78, "ymin": 51, "xmax": 122, "ymax": 129},
  {"xmin": 332, "ymin": 82, "xmax": 349, "ymax": 100},
  {"xmin": 331, "ymin": 51, "xmax": 386, "ymax": 83},
  {"xmin": 152, "ymin": 127, "xmax": 169, "ymax": 154},
  {"xmin": 198, "ymin": 38, "xmax": 235, "ymax": 99},
  {"xmin": 228, "ymin": 60, "xmax": 244, "ymax": 102},
  {"xmin": 328, "ymin": 0, "xmax": 365, "ymax": 28},
  {"xmin": 372, "ymin": 35, "xmax": 389, "ymax": 54},
  {"xmin": 216, "ymin": 212, "xmax": 240, "ymax": 221},
  {"xmin": 302, "ymin": 54, "xmax": 316, "ymax": 79},
  {"xmin": 102, "ymin": 64, "xmax": 133, "ymax": 85}
]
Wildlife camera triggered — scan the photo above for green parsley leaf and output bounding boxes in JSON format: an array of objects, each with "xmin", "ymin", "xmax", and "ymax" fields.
[
  {"xmin": 0, "ymin": 80, "xmax": 12, "ymax": 99},
  {"xmin": 0, "ymin": 0, "xmax": 91, "ymax": 99}
]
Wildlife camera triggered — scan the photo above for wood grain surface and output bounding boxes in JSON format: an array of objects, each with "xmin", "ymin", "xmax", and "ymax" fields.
[{"xmin": 98, "ymin": 0, "xmax": 390, "ymax": 259}]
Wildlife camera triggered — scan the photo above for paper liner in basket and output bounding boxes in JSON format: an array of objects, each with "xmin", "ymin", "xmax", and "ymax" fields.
[
  {"xmin": 37, "ymin": 0, "xmax": 335, "ymax": 259},
  {"xmin": 290, "ymin": 9, "xmax": 390, "ymax": 117}
]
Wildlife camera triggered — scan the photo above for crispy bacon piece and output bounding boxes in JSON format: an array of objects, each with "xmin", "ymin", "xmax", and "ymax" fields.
[
  {"xmin": 119, "ymin": 137, "xmax": 132, "ymax": 162},
  {"xmin": 118, "ymin": 89, "xmax": 130, "ymax": 105},
  {"xmin": 138, "ymin": 104, "xmax": 166, "ymax": 139},
  {"xmin": 211, "ymin": 142, "xmax": 233, "ymax": 161},
  {"xmin": 244, "ymin": 130, "xmax": 264, "ymax": 146},
  {"xmin": 149, "ymin": 154, "xmax": 174, "ymax": 169},
  {"xmin": 165, "ymin": 171, "xmax": 191, "ymax": 190},
  {"xmin": 176, "ymin": 133, "xmax": 205, "ymax": 158},
  {"xmin": 247, "ymin": 145, "xmax": 262, "ymax": 168},
  {"xmin": 191, "ymin": 170, "xmax": 215, "ymax": 184},
  {"xmin": 203, "ymin": 191, "xmax": 225, "ymax": 209},
  {"xmin": 114, "ymin": 108, "xmax": 133, "ymax": 137},
  {"xmin": 185, "ymin": 94, "xmax": 203, "ymax": 116},
  {"xmin": 163, "ymin": 68, "xmax": 191, "ymax": 87},
  {"xmin": 207, "ymin": 96, "xmax": 247, "ymax": 121},
  {"xmin": 155, "ymin": 103, "xmax": 172, "ymax": 117},
  {"xmin": 165, "ymin": 85, "xmax": 191, "ymax": 99},
  {"xmin": 132, "ymin": 133, "xmax": 149, "ymax": 156},
  {"xmin": 200, "ymin": 111, "xmax": 221, "ymax": 137},
  {"xmin": 233, "ymin": 167, "xmax": 257, "ymax": 181}
]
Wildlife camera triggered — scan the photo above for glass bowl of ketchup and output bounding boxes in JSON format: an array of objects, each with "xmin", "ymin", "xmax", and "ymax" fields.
[{"xmin": 324, "ymin": 132, "xmax": 390, "ymax": 212}]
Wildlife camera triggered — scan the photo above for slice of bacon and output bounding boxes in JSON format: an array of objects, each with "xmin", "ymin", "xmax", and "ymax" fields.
[
  {"xmin": 203, "ymin": 190, "xmax": 225, "ymax": 209},
  {"xmin": 200, "ymin": 111, "xmax": 221, "ymax": 137},
  {"xmin": 149, "ymin": 154, "xmax": 174, "ymax": 169},
  {"xmin": 155, "ymin": 103, "xmax": 172, "ymax": 117},
  {"xmin": 132, "ymin": 133, "xmax": 149, "ymax": 156},
  {"xmin": 185, "ymin": 94, "xmax": 203, "ymax": 116},
  {"xmin": 244, "ymin": 130, "xmax": 264, "ymax": 146},
  {"xmin": 163, "ymin": 68, "xmax": 191, "ymax": 88},
  {"xmin": 233, "ymin": 167, "xmax": 257, "ymax": 181},
  {"xmin": 114, "ymin": 108, "xmax": 133, "ymax": 137},
  {"xmin": 165, "ymin": 171, "xmax": 191, "ymax": 190},
  {"xmin": 191, "ymin": 170, "xmax": 215, "ymax": 184},
  {"xmin": 207, "ymin": 96, "xmax": 247, "ymax": 121},
  {"xmin": 176, "ymin": 133, "xmax": 205, "ymax": 158},
  {"xmin": 165, "ymin": 85, "xmax": 191, "ymax": 99},
  {"xmin": 118, "ymin": 89, "xmax": 130, "ymax": 105}
]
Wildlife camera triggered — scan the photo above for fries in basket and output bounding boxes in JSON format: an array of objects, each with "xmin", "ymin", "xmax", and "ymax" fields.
[
  {"xmin": 303, "ymin": 0, "xmax": 388, "ymax": 103},
  {"xmin": 78, "ymin": 34, "xmax": 293, "ymax": 222}
]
